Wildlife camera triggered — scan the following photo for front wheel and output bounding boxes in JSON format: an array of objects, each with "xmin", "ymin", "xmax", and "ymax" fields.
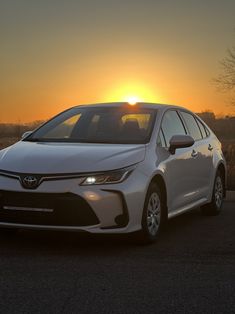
[
  {"xmin": 137, "ymin": 183, "xmax": 166, "ymax": 244},
  {"xmin": 201, "ymin": 170, "xmax": 224, "ymax": 216}
]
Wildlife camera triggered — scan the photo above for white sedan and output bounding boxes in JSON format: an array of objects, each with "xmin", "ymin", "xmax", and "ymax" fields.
[{"xmin": 0, "ymin": 103, "xmax": 226, "ymax": 243}]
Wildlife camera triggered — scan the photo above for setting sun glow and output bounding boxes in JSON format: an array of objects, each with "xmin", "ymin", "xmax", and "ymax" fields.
[
  {"xmin": 126, "ymin": 96, "xmax": 139, "ymax": 105},
  {"xmin": 1, "ymin": 0, "xmax": 235, "ymax": 123},
  {"xmin": 104, "ymin": 82, "xmax": 162, "ymax": 106}
]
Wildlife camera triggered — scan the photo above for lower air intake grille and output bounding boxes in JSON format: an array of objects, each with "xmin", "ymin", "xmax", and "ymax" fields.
[{"xmin": 0, "ymin": 191, "xmax": 99, "ymax": 226}]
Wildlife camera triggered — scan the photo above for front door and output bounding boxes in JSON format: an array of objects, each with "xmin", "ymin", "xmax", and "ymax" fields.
[{"xmin": 159, "ymin": 109, "xmax": 203, "ymax": 212}]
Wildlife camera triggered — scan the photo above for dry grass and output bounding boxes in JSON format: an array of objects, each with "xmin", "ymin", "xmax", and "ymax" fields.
[
  {"xmin": 0, "ymin": 137, "xmax": 19, "ymax": 150},
  {"xmin": 222, "ymin": 140, "xmax": 235, "ymax": 190}
]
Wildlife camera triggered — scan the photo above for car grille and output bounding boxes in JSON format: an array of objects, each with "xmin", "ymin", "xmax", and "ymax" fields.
[{"xmin": 0, "ymin": 191, "xmax": 99, "ymax": 227}]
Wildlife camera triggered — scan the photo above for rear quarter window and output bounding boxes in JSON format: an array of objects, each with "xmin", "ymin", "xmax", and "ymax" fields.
[{"xmin": 196, "ymin": 118, "xmax": 208, "ymax": 138}]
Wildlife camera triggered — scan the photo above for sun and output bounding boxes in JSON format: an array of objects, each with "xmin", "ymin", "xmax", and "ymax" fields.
[
  {"xmin": 125, "ymin": 96, "xmax": 140, "ymax": 105},
  {"xmin": 104, "ymin": 82, "xmax": 162, "ymax": 105}
]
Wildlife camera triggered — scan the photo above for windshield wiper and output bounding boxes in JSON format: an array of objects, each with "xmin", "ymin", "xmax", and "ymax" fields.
[{"xmin": 24, "ymin": 138, "xmax": 41, "ymax": 142}]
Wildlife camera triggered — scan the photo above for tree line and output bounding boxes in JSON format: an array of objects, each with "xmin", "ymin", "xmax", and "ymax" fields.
[{"xmin": 0, "ymin": 113, "xmax": 234, "ymax": 141}]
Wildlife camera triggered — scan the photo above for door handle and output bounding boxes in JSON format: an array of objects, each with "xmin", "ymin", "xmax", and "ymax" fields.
[
  {"xmin": 208, "ymin": 144, "xmax": 213, "ymax": 151},
  {"xmin": 191, "ymin": 150, "xmax": 198, "ymax": 158}
]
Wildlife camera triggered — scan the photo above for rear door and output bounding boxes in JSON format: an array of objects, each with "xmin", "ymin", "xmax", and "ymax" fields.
[{"xmin": 179, "ymin": 110, "xmax": 214, "ymax": 199}]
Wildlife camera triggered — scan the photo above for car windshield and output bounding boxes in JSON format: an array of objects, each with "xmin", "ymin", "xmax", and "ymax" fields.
[{"xmin": 25, "ymin": 106, "xmax": 157, "ymax": 144}]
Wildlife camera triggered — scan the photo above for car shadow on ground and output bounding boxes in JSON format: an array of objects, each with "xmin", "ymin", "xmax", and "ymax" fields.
[{"xmin": 0, "ymin": 205, "xmax": 224, "ymax": 257}]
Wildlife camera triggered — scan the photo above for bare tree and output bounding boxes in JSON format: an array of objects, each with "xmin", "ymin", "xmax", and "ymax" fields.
[{"xmin": 214, "ymin": 45, "xmax": 235, "ymax": 104}]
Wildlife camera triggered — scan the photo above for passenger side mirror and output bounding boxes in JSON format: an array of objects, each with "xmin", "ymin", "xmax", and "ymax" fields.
[
  {"xmin": 21, "ymin": 131, "xmax": 33, "ymax": 139},
  {"xmin": 169, "ymin": 135, "xmax": 194, "ymax": 154}
]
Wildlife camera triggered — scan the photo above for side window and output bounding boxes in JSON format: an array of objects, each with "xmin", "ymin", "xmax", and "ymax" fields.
[
  {"xmin": 161, "ymin": 110, "xmax": 186, "ymax": 147},
  {"xmin": 157, "ymin": 128, "xmax": 166, "ymax": 147},
  {"xmin": 204, "ymin": 125, "xmax": 210, "ymax": 137},
  {"xmin": 180, "ymin": 111, "xmax": 202, "ymax": 141},
  {"xmin": 196, "ymin": 118, "xmax": 207, "ymax": 138}
]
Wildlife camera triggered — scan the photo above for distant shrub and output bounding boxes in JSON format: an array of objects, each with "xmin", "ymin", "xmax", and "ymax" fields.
[{"xmin": 0, "ymin": 121, "xmax": 44, "ymax": 139}]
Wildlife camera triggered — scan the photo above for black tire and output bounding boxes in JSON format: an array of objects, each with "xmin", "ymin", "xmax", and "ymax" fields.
[
  {"xmin": 136, "ymin": 182, "xmax": 166, "ymax": 244},
  {"xmin": 201, "ymin": 170, "xmax": 224, "ymax": 216}
]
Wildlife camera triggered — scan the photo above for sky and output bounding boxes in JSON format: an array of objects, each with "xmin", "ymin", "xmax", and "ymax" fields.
[{"xmin": 1, "ymin": 0, "xmax": 235, "ymax": 123}]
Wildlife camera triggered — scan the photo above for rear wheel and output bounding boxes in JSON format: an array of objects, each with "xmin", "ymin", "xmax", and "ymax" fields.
[
  {"xmin": 201, "ymin": 170, "xmax": 224, "ymax": 216},
  {"xmin": 137, "ymin": 182, "xmax": 166, "ymax": 244}
]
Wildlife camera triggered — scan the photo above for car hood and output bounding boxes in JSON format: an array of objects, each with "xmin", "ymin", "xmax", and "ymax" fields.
[{"xmin": 0, "ymin": 141, "xmax": 146, "ymax": 174}]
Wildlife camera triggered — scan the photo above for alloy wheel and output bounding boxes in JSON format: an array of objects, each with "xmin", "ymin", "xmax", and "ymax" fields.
[
  {"xmin": 147, "ymin": 192, "xmax": 161, "ymax": 236},
  {"xmin": 214, "ymin": 176, "xmax": 223, "ymax": 208}
]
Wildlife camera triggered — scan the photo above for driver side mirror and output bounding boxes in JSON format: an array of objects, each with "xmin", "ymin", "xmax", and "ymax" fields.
[{"xmin": 169, "ymin": 135, "xmax": 194, "ymax": 154}]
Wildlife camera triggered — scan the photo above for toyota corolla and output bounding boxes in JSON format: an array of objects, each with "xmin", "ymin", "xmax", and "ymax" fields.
[{"xmin": 0, "ymin": 103, "xmax": 227, "ymax": 243}]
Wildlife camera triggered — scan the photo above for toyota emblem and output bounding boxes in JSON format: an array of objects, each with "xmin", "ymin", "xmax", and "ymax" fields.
[{"xmin": 22, "ymin": 176, "xmax": 38, "ymax": 189}]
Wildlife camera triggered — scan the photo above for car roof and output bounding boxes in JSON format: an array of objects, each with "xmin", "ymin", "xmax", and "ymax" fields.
[{"xmin": 72, "ymin": 102, "xmax": 187, "ymax": 112}]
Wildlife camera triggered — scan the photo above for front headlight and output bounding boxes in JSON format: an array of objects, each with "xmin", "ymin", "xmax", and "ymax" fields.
[{"xmin": 80, "ymin": 165, "xmax": 136, "ymax": 186}]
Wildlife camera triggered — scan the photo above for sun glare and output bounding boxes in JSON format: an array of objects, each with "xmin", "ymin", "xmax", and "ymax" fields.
[
  {"xmin": 126, "ymin": 96, "xmax": 140, "ymax": 105},
  {"xmin": 104, "ymin": 82, "xmax": 162, "ymax": 105}
]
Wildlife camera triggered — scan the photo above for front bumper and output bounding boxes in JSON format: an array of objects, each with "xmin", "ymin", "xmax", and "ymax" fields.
[{"xmin": 0, "ymin": 169, "xmax": 148, "ymax": 234}]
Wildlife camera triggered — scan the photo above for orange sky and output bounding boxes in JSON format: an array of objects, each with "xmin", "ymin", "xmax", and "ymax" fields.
[{"xmin": 1, "ymin": 0, "xmax": 235, "ymax": 123}]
